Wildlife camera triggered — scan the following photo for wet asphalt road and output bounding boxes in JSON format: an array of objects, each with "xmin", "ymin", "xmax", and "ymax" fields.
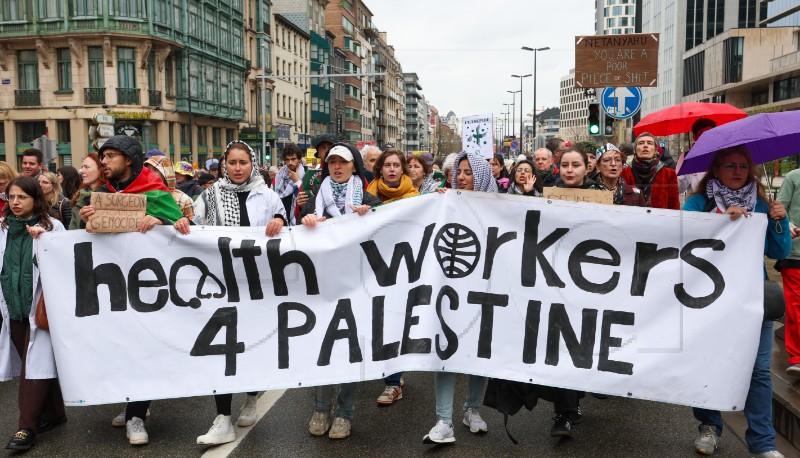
[{"xmin": 0, "ymin": 371, "xmax": 757, "ymax": 457}]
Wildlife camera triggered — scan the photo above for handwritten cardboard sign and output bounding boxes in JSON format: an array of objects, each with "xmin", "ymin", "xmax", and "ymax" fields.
[
  {"xmin": 86, "ymin": 193, "xmax": 146, "ymax": 233},
  {"xmin": 575, "ymin": 33, "xmax": 659, "ymax": 88},
  {"xmin": 542, "ymin": 187, "xmax": 614, "ymax": 205}
]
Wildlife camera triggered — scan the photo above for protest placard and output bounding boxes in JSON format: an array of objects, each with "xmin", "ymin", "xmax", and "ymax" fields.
[
  {"xmin": 39, "ymin": 192, "xmax": 765, "ymax": 411},
  {"xmin": 86, "ymin": 193, "xmax": 146, "ymax": 233},
  {"xmin": 542, "ymin": 187, "xmax": 614, "ymax": 205}
]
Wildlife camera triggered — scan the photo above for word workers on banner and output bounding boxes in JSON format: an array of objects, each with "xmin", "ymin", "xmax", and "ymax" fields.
[{"xmin": 37, "ymin": 191, "xmax": 766, "ymax": 409}]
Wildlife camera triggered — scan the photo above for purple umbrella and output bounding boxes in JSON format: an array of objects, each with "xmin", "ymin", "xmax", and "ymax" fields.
[{"xmin": 677, "ymin": 111, "xmax": 800, "ymax": 176}]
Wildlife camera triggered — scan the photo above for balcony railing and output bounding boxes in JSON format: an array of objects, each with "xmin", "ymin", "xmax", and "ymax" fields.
[
  {"xmin": 148, "ymin": 89, "xmax": 162, "ymax": 107},
  {"xmin": 84, "ymin": 87, "xmax": 105, "ymax": 105},
  {"xmin": 117, "ymin": 88, "xmax": 140, "ymax": 105},
  {"xmin": 15, "ymin": 89, "xmax": 40, "ymax": 106}
]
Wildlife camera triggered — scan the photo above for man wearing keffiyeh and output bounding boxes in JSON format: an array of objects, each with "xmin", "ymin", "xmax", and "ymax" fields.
[{"xmin": 274, "ymin": 144, "xmax": 305, "ymax": 225}]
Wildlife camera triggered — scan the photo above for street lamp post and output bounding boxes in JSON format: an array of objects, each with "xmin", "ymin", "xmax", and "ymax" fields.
[
  {"xmin": 507, "ymin": 91, "xmax": 520, "ymax": 139},
  {"xmin": 502, "ymin": 103, "xmax": 511, "ymax": 140},
  {"xmin": 522, "ymin": 46, "xmax": 550, "ymax": 148},
  {"xmin": 511, "ymin": 74, "xmax": 531, "ymax": 152}
]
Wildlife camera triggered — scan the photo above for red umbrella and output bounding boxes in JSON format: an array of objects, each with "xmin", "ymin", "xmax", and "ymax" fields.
[{"xmin": 633, "ymin": 102, "xmax": 747, "ymax": 137}]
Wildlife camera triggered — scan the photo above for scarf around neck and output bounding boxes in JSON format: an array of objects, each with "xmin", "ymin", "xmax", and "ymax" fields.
[
  {"xmin": 366, "ymin": 174, "xmax": 420, "ymax": 203},
  {"xmin": 202, "ymin": 142, "xmax": 266, "ymax": 226},
  {"xmin": 1, "ymin": 214, "xmax": 39, "ymax": 321},
  {"xmin": 705, "ymin": 178, "xmax": 757, "ymax": 212},
  {"xmin": 315, "ymin": 175, "xmax": 363, "ymax": 218},
  {"xmin": 598, "ymin": 175, "xmax": 627, "ymax": 205},
  {"xmin": 631, "ymin": 157, "xmax": 661, "ymax": 203}
]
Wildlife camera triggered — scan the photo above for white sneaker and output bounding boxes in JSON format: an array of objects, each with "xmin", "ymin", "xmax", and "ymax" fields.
[
  {"xmin": 112, "ymin": 408, "xmax": 151, "ymax": 427},
  {"xmin": 423, "ymin": 420, "xmax": 455, "ymax": 444},
  {"xmin": 236, "ymin": 395, "xmax": 259, "ymax": 427},
  {"xmin": 308, "ymin": 410, "xmax": 331, "ymax": 436},
  {"xmin": 752, "ymin": 452, "xmax": 785, "ymax": 458},
  {"xmin": 694, "ymin": 425, "xmax": 720, "ymax": 455},
  {"xmin": 125, "ymin": 417, "xmax": 149, "ymax": 445},
  {"xmin": 196, "ymin": 414, "xmax": 236, "ymax": 445},
  {"xmin": 328, "ymin": 417, "xmax": 351, "ymax": 439},
  {"xmin": 376, "ymin": 385, "xmax": 403, "ymax": 406},
  {"xmin": 462, "ymin": 408, "xmax": 488, "ymax": 433}
]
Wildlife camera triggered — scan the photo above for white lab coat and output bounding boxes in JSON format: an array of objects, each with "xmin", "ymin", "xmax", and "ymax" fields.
[{"xmin": 0, "ymin": 218, "xmax": 65, "ymax": 381}]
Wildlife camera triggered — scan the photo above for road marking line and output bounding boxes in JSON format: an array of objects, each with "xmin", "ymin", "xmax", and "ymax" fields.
[{"xmin": 201, "ymin": 389, "xmax": 286, "ymax": 458}]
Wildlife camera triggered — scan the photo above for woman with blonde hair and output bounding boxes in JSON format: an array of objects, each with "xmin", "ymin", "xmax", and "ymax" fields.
[
  {"xmin": 0, "ymin": 162, "xmax": 19, "ymax": 213},
  {"xmin": 36, "ymin": 172, "xmax": 70, "ymax": 227},
  {"xmin": 69, "ymin": 153, "xmax": 106, "ymax": 230}
]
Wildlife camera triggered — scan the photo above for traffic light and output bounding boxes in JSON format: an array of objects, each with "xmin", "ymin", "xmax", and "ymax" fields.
[
  {"xmin": 587, "ymin": 103, "xmax": 600, "ymax": 135},
  {"xmin": 604, "ymin": 114, "xmax": 615, "ymax": 136}
]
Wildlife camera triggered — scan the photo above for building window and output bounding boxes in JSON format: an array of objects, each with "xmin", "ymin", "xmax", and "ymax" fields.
[
  {"xmin": 56, "ymin": 48, "xmax": 72, "ymax": 91},
  {"xmin": 774, "ymin": 76, "xmax": 799, "ymax": 102},
  {"xmin": 165, "ymin": 55, "xmax": 174, "ymax": 96},
  {"xmin": 683, "ymin": 51, "xmax": 705, "ymax": 96},
  {"xmin": 115, "ymin": 0, "xmax": 143, "ymax": 18},
  {"xmin": 738, "ymin": 0, "xmax": 756, "ymax": 28},
  {"xmin": 751, "ymin": 86, "xmax": 769, "ymax": 106},
  {"xmin": 685, "ymin": 0, "xmax": 705, "ymax": 51},
  {"xmin": 117, "ymin": 47, "xmax": 136, "ymax": 88},
  {"xmin": 17, "ymin": 50, "xmax": 39, "ymax": 90},
  {"xmin": 723, "ymin": 37, "xmax": 743, "ymax": 84},
  {"xmin": 74, "ymin": 0, "xmax": 99, "ymax": 16},
  {"xmin": 3, "ymin": 1, "xmax": 28, "ymax": 20},
  {"xmin": 342, "ymin": 17, "xmax": 354, "ymax": 35},
  {"xmin": 39, "ymin": 0, "xmax": 64, "ymax": 18},
  {"xmin": 342, "ymin": 0, "xmax": 353, "ymax": 11},
  {"xmin": 57, "ymin": 120, "xmax": 71, "ymax": 143},
  {"xmin": 88, "ymin": 46, "xmax": 104, "ymax": 88},
  {"xmin": 707, "ymin": 0, "xmax": 725, "ymax": 39}
]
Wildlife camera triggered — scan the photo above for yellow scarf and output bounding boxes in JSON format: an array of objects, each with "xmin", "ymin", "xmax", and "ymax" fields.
[{"xmin": 367, "ymin": 174, "xmax": 420, "ymax": 203}]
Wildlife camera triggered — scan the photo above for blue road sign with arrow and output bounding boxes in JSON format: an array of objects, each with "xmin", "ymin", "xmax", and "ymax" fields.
[{"xmin": 601, "ymin": 87, "xmax": 642, "ymax": 120}]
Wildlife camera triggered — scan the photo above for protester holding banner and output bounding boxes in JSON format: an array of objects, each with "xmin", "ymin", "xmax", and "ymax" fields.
[
  {"xmin": 0, "ymin": 176, "xmax": 66, "ymax": 451},
  {"xmin": 490, "ymin": 154, "xmax": 510, "ymax": 193},
  {"xmin": 407, "ymin": 154, "xmax": 440, "ymax": 194},
  {"xmin": 274, "ymin": 144, "xmax": 305, "ymax": 225},
  {"xmin": 174, "ymin": 140, "xmax": 286, "ymax": 445},
  {"xmin": 296, "ymin": 134, "xmax": 338, "ymax": 212},
  {"xmin": 69, "ymin": 153, "xmax": 105, "ymax": 230},
  {"xmin": 620, "ymin": 132, "xmax": 680, "ymax": 209},
  {"xmin": 506, "ymin": 158, "xmax": 542, "ymax": 197},
  {"xmin": 300, "ymin": 143, "xmax": 377, "ymax": 439},
  {"xmin": 78, "ymin": 135, "xmax": 184, "ymax": 446},
  {"xmin": 423, "ymin": 151, "xmax": 495, "ymax": 445},
  {"xmin": 683, "ymin": 145, "xmax": 790, "ymax": 458},
  {"xmin": 595, "ymin": 144, "xmax": 645, "ymax": 206},
  {"xmin": 366, "ymin": 149, "xmax": 420, "ymax": 204},
  {"xmin": 0, "ymin": 162, "xmax": 18, "ymax": 214},
  {"xmin": 144, "ymin": 156, "xmax": 195, "ymax": 219},
  {"xmin": 37, "ymin": 172, "xmax": 71, "ymax": 227}
]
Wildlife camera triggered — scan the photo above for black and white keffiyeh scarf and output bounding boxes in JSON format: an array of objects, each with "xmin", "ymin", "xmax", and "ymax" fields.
[
  {"xmin": 275, "ymin": 163, "xmax": 305, "ymax": 198},
  {"xmin": 705, "ymin": 178, "xmax": 757, "ymax": 213},
  {"xmin": 202, "ymin": 141, "xmax": 266, "ymax": 226},
  {"xmin": 450, "ymin": 151, "xmax": 498, "ymax": 193}
]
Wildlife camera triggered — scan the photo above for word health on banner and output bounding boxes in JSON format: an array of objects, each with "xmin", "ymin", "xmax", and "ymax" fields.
[{"xmin": 37, "ymin": 192, "xmax": 765, "ymax": 410}]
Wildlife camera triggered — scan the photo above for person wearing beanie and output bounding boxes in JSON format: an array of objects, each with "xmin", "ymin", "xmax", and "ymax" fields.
[
  {"xmin": 205, "ymin": 158, "xmax": 220, "ymax": 178},
  {"xmin": 174, "ymin": 161, "xmax": 203, "ymax": 200},
  {"xmin": 145, "ymin": 149, "xmax": 165, "ymax": 159},
  {"xmin": 620, "ymin": 132, "xmax": 680, "ymax": 209},
  {"xmin": 77, "ymin": 135, "xmax": 183, "ymax": 446}
]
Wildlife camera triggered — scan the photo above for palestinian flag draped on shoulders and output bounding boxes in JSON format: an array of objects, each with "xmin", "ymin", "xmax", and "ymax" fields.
[{"xmin": 107, "ymin": 167, "xmax": 184, "ymax": 223}]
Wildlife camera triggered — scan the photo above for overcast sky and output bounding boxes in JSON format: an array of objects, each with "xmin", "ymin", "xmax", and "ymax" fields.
[{"xmin": 367, "ymin": 0, "xmax": 595, "ymax": 123}]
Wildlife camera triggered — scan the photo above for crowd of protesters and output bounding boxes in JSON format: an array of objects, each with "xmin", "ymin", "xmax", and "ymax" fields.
[{"xmin": 0, "ymin": 120, "xmax": 791, "ymax": 458}]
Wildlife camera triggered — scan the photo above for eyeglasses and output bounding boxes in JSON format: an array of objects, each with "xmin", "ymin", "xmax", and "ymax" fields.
[
  {"xmin": 600, "ymin": 157, "xmax": 622, "ymax": 164},
  {"xmin": 102, "ymin": 151, "xmax": 124, "ymax": 161},
  {"xmin": 723, "ymin": 163, "xmax": 749, "ymax": 171},
  {"xmin": 7, "ymin": 194, "xmax": 31, "ymax": 202}
]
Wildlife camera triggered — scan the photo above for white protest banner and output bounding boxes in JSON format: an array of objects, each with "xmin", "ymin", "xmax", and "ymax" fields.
[
  {"xmin": 462, "ymin": 113, "xmax": 494, "ymax": 158},
  {"xmin": 38, "ymin": 192, "xmax": 766, "ymax": 410}
]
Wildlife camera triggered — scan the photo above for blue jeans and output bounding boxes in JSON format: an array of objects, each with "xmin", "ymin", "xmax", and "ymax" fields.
[
  {"xmin": 385, "ymin": 372, "xmax": 403, "ymax": 386},
  {"xmin": 434, "ymin": 372, "xmax": 486, "ymax": 424},
  {"xmin": 693, "ymin": 320, "xmax": 776, "ymax": 454},
  {"xmin": 315, "ymin": 383, "xmax": 358, "ymax": 421}
]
